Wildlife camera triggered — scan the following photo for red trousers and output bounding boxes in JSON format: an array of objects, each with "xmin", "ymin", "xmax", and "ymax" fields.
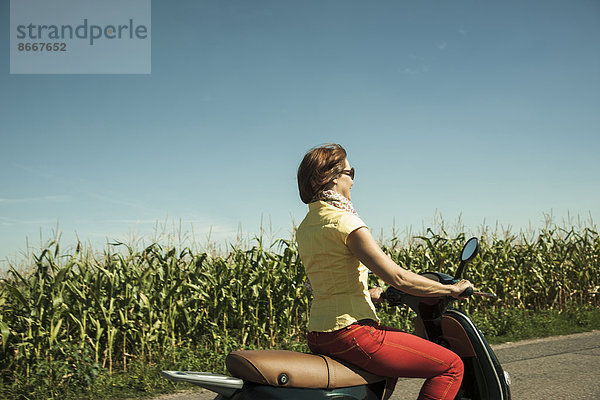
[{"xmin": 307, "ymin": 320, "xmax": 463, "ymax": 400}]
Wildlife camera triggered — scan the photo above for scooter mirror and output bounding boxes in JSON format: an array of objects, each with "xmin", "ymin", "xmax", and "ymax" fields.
[
  {"xmin": 455, "ymin": 237, "xmax": 479, "ymax": 279},
  {"xmin": 460, "ymin": 237, "xmax": 479, "ymax": 262}
]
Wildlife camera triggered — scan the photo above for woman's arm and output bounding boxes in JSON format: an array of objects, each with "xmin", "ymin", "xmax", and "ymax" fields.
[{"xmin": 347, "ymin": 227, "xmax": 472, "ymax": 298}]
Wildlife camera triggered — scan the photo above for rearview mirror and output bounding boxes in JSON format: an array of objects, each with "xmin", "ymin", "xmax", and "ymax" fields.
[{"xmin": 461, "ymin": 237, "xmax": 479, "ymax": 262}]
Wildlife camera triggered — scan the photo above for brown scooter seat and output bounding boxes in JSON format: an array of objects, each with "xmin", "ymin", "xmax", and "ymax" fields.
[{"xmin": 226, "ymin": 349, "xmax": 385, "ymax": 389}]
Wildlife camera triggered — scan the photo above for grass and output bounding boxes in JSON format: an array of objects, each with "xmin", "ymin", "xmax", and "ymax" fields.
[{"xmin": 475, "ymin": 305, "xmax": 600, "ymax": 345}]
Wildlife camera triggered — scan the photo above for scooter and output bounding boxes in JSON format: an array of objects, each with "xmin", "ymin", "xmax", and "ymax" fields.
[{"xmin": 162, "ymin": 237, "xmax": 512, "ymax": 399}]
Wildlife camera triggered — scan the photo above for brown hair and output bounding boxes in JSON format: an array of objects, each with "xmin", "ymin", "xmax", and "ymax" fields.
[{"xmin": 297, "ymin": 143, "xmax": 347, "ymax": 204}]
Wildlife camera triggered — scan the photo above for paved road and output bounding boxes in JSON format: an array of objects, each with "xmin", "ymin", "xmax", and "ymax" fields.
[{"xmin": 147, "ymin": 330, "xmax": 600, "ymax": 400}]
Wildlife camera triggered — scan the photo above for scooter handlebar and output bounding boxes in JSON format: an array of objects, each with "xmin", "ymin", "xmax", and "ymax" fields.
[{"xmin": 460, "ymin": 287, "xmax": 498, "ymax": 299}]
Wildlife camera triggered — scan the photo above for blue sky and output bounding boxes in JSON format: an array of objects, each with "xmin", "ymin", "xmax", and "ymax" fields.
[{"xmin": 1, "ymin": 0, "xmax": 599, "ymax": 267}]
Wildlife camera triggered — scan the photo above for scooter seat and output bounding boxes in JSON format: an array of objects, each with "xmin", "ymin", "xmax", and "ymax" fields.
[{"xmin": 226, "ymin": 349, "xmax": 385, "ymax": 389}]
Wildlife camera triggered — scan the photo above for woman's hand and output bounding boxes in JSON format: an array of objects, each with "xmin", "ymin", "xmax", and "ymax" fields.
[
  {"xmin": 369, "ymin": 287, "xmax": 384, "ymax": 304},
  {"xmin": 449, "ymin": 279, "xmax": 475, "ymax": 299}
]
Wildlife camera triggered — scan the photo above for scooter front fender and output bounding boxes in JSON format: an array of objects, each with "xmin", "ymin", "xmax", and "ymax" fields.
[{"xmin": 445, "ymin": 309, "xmax": 512, "ymax": 400}]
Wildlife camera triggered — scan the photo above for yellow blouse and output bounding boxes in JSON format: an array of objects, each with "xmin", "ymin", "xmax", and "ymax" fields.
[{"xmin": 296, "ymin": 201, "xmax": 379, "ymax": 332}]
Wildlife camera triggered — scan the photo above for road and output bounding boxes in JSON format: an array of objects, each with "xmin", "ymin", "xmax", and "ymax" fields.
[{"xmin": 146, "ymin": 330, "xmax": 600, "ymax": 400}]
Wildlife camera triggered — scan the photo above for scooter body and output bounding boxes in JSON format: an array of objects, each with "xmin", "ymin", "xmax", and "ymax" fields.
[{"xmin": 162, "ymin": 238, "xmax": 512, "ymax": 400}]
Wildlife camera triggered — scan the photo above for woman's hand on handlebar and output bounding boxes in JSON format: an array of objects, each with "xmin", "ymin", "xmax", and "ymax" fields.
[{"xmin": 450, "ymin": 279, "xmax": 474, "ymax": 300}]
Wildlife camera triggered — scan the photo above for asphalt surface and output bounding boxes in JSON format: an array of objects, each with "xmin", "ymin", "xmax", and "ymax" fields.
[{"xmin": 146, "ymin": 330, "xmax": 600, "ymax": 400}]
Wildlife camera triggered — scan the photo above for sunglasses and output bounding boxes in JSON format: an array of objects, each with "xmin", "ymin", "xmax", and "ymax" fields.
[{"xmin": 340, "ymin": 167, "xmax": 355, "ymax": 180}]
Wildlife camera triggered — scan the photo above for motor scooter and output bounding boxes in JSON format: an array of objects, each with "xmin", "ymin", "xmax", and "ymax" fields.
[{"xmin": 162, "ymin": 237, "xmax": 511, "ymax": 399}]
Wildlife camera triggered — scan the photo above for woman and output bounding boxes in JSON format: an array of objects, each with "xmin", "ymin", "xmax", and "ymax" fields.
[{"xmin": 295, "ymin": 143, "xmax": 473, "ymax": 400}]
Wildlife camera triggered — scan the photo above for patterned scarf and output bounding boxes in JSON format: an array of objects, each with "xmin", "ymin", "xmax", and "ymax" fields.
[{"xmin": 315, "ymin": 190, "xmax": 359, "ymax": 217}]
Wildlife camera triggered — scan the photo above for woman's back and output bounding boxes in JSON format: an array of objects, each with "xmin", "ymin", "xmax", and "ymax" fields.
[{"xmin": 296, "ymin": 200, "xmax": 378, "ymax": 332}]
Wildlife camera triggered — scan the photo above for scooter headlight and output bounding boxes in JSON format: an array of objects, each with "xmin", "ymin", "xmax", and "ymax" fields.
[{"xmin": 503, "ymin": 370, "xmax": 512, "ymax": 386}]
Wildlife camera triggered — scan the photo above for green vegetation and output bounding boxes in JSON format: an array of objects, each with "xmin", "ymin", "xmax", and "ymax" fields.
[
  {"xmin": 0, "ymin": 222, "xmax": 598, "ymax": 399},
  {"xmin": 473, "ymin": 305, "xmax": 600, "ymax": 344}
]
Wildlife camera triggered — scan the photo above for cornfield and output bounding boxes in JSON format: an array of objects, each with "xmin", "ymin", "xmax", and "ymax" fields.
[{"xmin": 0, "ymin": 224, "xmax": 598, "ymax": 398}]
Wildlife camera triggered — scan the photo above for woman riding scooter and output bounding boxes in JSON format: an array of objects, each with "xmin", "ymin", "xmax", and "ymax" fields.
[{"xmin": 296, "ymin": 143, "xmax": 474, "ymax": 400}]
